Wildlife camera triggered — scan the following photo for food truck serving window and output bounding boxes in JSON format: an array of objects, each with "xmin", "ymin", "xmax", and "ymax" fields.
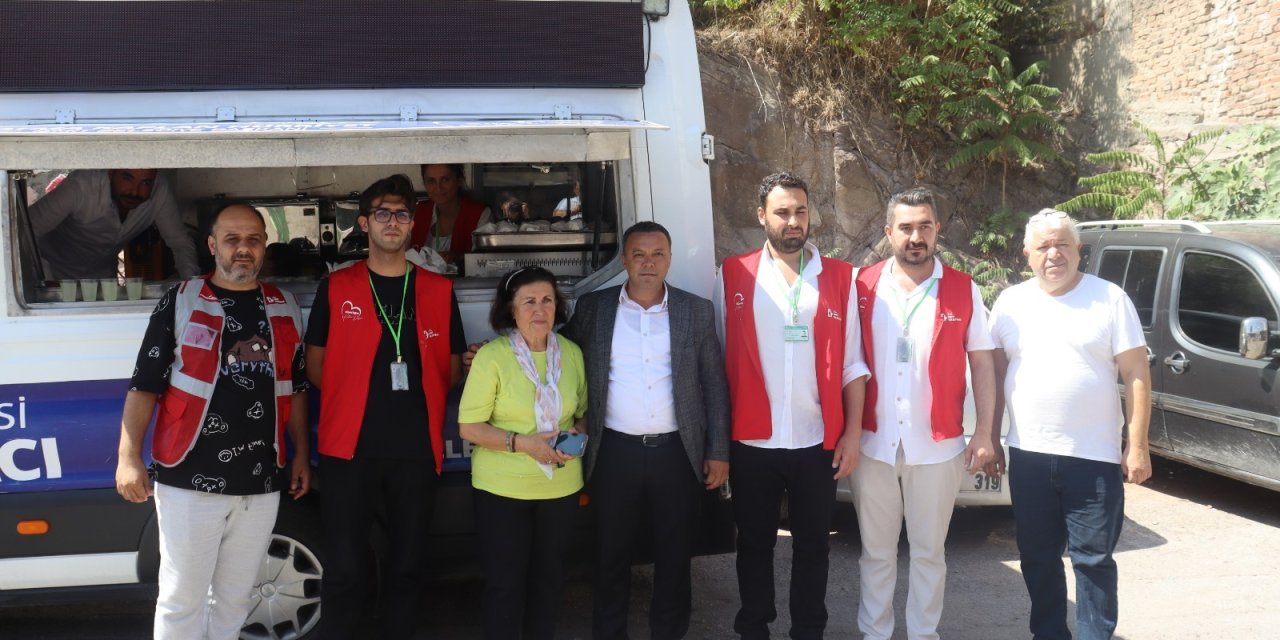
[{"xmin": 5, "ymin": 158, "xmax": 631, "ymax": 311}]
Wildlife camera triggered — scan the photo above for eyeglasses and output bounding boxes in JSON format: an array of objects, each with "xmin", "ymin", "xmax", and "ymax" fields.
[
  {"xmin": 1028, "ymin": 209, "xmax": 1071, "ymax": 223},
  {"xmin": 369, "ymin": 208, "xmax": 413, "ymax": 224}
]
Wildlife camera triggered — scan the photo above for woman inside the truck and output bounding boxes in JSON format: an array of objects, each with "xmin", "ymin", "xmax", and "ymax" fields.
[{"xmin": 412, "ymin": 163, "xmax": 492, "ymax": 263}]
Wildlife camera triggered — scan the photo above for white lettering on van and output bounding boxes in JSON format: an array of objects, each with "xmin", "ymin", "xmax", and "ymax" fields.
[
  {"xmin": 444, "ymin": 440, "xmax": 475, "ymax": 459},
  {"xmin": 0, "ymin": 437, "xmax": 62, "ymax": 482},
  {"xmin": 0, "ymin": 396, "xmax": 27, "ymax": 430}
]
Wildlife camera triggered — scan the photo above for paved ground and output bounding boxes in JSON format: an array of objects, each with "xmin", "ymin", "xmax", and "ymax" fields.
[{"xmin": 3, "ymin": 456, "xmax": 1277, "ymax": 639}]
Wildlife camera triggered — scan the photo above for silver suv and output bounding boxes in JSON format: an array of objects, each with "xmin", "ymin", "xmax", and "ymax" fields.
[{"xmin": 1078, "ymin": 220, "xmax": 1280, "ymax": 491}]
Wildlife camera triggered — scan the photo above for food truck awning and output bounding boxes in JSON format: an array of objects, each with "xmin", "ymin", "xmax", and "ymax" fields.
[{"xmin": 0, "ymin": 119, "xmax": 667, "ymax": 169}]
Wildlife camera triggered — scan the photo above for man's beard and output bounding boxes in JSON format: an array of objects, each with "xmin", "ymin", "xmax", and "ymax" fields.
[
  {"xmin": 217, "ymin": 256, "xmax": 259, "ymax": 284},
  {"xmin": 895, "ymin": 240, "xmax": 934, "ymax": 266},
  {"xmin": 766, "ymin": 226, "xmax": 807, "ymax": 254}
]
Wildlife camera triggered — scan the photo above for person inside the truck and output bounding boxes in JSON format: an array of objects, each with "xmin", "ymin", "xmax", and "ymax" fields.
[
  {"xmin": 458, "ymin": 265, "xmax": 587, "ymax": 640},
  {"xmin": 28, "ymin": 168, "xmax": 199, "ymax": 281},
  {"xmin": 412, "ymin": 163, "xmax": 492, "ymax": 262}
]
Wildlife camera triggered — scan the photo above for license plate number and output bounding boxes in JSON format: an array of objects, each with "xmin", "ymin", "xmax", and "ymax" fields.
[{"xmin": 962, "ymin": 471, "xmax": 1002, "ymax": 493}]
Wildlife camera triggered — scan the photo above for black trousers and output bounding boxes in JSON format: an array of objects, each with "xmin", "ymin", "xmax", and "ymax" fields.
[
  {"xmin": 318, "ymin": 454, "xmax": 438, "ymax": 640},
  {"xmin": 730, "ymin": 443, "xmax": 836, "ymax": 640},
  {"xmin": 473, "ymin": 488, "xmax": 579, "ymax": 640},
  {"xmin": 591, "ymin": 431, "xmax": 702, "ymax": 640}
]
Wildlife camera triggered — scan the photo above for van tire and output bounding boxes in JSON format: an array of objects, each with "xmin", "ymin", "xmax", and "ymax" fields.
[{"xmin": 241, "ymin": 495, "xmax": 324, "ymax": 640}]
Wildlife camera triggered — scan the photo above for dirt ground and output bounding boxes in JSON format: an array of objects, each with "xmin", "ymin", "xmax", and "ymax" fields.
[{"xmin": 3, "ymin": 457, "xmax": 1277, "ymax": 639}]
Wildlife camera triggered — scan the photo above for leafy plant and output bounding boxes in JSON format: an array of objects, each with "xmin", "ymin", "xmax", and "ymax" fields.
[
  {"xmin": 944, "ymin": 57, "xmax": 1065, "ymax": 207},
  {"xmin": 939, "ymin": 248, "xmax": 1010, "ymax": 306},
  {"xmin": 1058, "ymin": 123, "xmax": 1226, "ymax": 219},
  {"xmin": 1168, "ymin": 124, "xmax": 1280, "ymax": 220},
  {"xmin": 968, "ymin": 207, "xmax": 1028, "ymax": 257},
  {"xmin": 823, "ymin": 0, "xmax": 1021, "ymax": 131}
]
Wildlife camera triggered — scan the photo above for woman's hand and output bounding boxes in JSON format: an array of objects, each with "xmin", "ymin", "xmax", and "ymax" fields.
[{"xmin": 516, "ymin": 431, "xmax": 574, "ymax": 466}]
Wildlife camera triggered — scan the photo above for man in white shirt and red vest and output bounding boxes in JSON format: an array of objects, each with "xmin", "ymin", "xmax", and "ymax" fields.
[
  {"xmin": 116, "ymin": 204, "xmax": 311, "ymax": 639},
  {"xmin": 561, "ymin": 221, "xmax": 730, "ymax": 640},
  {"xmin": 988, "ymin": 209, "xmax": 1151, "ymax": 640},
  {"xmin": 304, "ymin": 175, "xmax": 466, "ymax": 639},
  {"xmin": 713, "ymin": 172, "xmax": 870, "ymax": 640},
  {"xmin": 851, "ymin": 187, "xmax": 997, "ymax": 640}
]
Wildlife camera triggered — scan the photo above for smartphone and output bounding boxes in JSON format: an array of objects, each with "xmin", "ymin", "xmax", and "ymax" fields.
[{"xmin": 552, "ymin": 431, "xmax": 588, "ymax": 457}]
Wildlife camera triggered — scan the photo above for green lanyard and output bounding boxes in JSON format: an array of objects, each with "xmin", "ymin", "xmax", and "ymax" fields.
[
  {"xmin": 898, "ymin": 277, "xmax": 937, "ymax": 336},
  {"xmin": 787, "ymin": 251, "xmax": 806, "ymax": 324},
  {"xmin": 368, "ymin": 265, "xmax": 410, "ymax": 362}
]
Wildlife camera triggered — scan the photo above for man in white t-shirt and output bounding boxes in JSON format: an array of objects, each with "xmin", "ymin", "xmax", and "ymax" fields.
[
  {"xmin": 987, "ymin": 209, "xmax": 1152, "ymax": 640},
  {"xmin": 851, "ymin": 187, "xmax": 997, "ymax": 640}
]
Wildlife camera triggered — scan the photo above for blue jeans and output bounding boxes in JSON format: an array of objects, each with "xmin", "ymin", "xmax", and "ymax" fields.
[{"xmin": 1009, "ymin": 447, "xmax": 1124, "ymax": 640}]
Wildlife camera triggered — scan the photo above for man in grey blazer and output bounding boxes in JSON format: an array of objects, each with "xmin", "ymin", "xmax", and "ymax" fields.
[{"xmin": 560, "ymin": 221, "xmax": 731, "ymax": 640}]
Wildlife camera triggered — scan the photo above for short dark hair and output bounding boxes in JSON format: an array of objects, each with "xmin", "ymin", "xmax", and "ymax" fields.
[
  {"xmin": 757, "ymin": 172, "xmax": 809, "ymax": 207},
  {"xmin": 359, "ymin": 174, "xmax": 417, "ymax": 218},
  {"xmin": 621, "ymin": 221, "xmax": 671, "ymax": 249},
  {"xmin": 884, "ymin": 187, "xmax": 938, "ymax": 226},
  {"xmin": 488, "ymin": 266, "xmax": 569, "ymax": 333},
  {"xmin": 210, "ymin": 203, "xmax": 265, "ymax": 235},
  {"xmin": 419, "ymin": 163, "xmax": 465, "ymax": 181}
]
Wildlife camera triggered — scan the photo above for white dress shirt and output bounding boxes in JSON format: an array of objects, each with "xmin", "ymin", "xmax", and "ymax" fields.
[
  {"xmin": 713, "ymin": 242, "xmax": 870, "ymax": 450},
  {"xmin": 862, "ymin": 258, "xmax": 995, "ymax": 466},
  {"xmin": 29, "ymin": 170, "xmax": 198, "ymax": 280},
  {"xmin": 604, "ymin": 285, "xmax": 678, "ymax": 435}
]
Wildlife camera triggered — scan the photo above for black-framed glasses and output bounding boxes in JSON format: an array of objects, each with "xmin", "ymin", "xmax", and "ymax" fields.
[{"xmin": 369, "ymin": 208, "xmax": 413, "ymax": 224}]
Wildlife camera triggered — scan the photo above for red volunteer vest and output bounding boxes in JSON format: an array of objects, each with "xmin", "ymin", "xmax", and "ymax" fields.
[
  {"xmin": 318, "ymin": 261, "xmax": 453, "ymax": 473},
  {"xmin": 411, "ymin": 197, "xmax": 487, "ymax": 255},
  {"xmin": 855, "ymin": 260, "xmax": 973, "ymax": 441},
  {"xmin": 722, "ymin": 250, "xmax": 851, "ymax": 450},
  {"xmin": 153, "ymin": 278, "xmax": 303, "ymax": 467}
]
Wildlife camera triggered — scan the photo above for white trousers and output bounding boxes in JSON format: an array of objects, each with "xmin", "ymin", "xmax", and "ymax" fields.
[
  {"xmin": 849, "ymin": 449, "xmax": 963, "ymax": 640},
  {"xmin": 154, "ymin": 483, "xmax": 279, "ymax": 640}
]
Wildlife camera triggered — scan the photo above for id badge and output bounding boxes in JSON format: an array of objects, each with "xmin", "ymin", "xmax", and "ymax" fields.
[
  {"xmin": 896, "ymin": 336, "xmax": 914, "ymax": 363},
  {"xmin": 390, "ymin": 361, "xmax": 410, "ymax": 391},
  {"xmin": 784, "ymin": 324, "xmax": 810, "ymax": 342}
]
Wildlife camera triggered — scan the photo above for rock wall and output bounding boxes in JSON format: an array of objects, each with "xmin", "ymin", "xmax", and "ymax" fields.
[
  {"xmin": 699, "ymin": 49, "xmax": 1074, "ymax": 266},
  {"xmin": 1043, "ymin": 0, "xmax": 1280, "ymax": 147}
]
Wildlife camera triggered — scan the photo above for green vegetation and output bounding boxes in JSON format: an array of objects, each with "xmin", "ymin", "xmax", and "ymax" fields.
[
  {"xmin": 1059, "ymin": 123, "xmax": 1280, "ymax": 220},
  {"xmin": 695, "ymin": 0, "xmax": 1068, "ymax": 136},
  {"xmin": 944, "ymin": 57, "xmax": 1066, "ymax": 208}
]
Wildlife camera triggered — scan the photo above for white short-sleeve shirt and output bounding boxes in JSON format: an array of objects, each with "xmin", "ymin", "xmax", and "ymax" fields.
[{"xmin": 988, "ymin": 273, "xmax": 1146, "ymax": 463}]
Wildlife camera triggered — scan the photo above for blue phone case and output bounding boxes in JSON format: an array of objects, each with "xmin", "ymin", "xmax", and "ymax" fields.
[{"xmin": 553, "ymin": 432, "xmax": 588, "ymax": 456}]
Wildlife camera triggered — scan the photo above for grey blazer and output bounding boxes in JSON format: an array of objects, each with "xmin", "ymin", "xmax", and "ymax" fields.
[{"xmin": 560, "ymin": 284, "xmax": 731, "ymax": 483}]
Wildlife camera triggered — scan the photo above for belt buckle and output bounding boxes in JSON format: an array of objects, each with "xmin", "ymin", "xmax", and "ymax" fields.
[{"xmin": 641, "ymin": 434, "xmax": 661, "ymax": 447}]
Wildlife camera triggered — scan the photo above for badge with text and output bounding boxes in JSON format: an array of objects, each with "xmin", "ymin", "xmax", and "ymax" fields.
[
  {"xmin": 784, "ymin": 324, "xmax": 810, "ymax": 342},
  {"xmin": 896, "ymin": 336, "xmax": 914, "ymax": 363},
  {"xmin": 390, "ymin": 360, "xmax": 410, "ymax": 391}
]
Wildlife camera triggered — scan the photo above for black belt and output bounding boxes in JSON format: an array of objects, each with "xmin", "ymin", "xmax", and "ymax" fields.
[{"xmin": 605, "ymin": 429, "xmax": 677, "ymax": 447}]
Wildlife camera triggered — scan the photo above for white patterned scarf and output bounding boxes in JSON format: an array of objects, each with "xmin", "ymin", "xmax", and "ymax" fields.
[{"xmin": 509, "ymin": 329, "xmax": 562, "ymax": 479}]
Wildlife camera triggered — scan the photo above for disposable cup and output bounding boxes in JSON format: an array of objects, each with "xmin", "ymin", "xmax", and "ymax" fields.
[
  {"xmin": 59, "ymin": 280, "xmax": 78, "ymax": 302},
  {"xmin": 100, "ymin": 279, "xmax": 120, "ymax": 301},
  {"xmin": 125, "ymin": 277, "xmax": 144, "ymax": 300},
  {"xmin": 78, "ymin": 278, "xmax": 99, "ymax": 301}
]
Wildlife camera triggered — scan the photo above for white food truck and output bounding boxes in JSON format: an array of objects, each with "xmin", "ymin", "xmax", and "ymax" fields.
[{"xmin": 0, "ymin": 1, "xmax": 728, "ymax": 637}]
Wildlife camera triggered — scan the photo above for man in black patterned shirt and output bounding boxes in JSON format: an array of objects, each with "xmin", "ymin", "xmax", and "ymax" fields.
[{"xmin": 115, "ymin": 204, "xmax": 311, "ymax": 640}]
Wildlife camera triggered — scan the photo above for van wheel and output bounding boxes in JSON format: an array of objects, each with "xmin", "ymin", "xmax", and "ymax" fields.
[{"xmin": 241, "ymin": 497, "xmax": 324, "ymax": 640}]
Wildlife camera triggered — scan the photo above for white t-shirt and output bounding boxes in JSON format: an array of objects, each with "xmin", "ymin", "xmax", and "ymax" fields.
[{"xmin": 988, "ymin": 273, "xmax": 1146, "ymax": 463}]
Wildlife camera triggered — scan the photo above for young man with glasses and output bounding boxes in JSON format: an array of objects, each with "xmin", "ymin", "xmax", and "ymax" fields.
[{"xmin": 304, "ymin": 174, "xmax": 466, "ymax": 639}]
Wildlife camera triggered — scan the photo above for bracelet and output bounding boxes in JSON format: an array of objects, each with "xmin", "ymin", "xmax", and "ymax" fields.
[{"xmin": 505, "ymin": 431, "xmax": 517, "ymax": 453}]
